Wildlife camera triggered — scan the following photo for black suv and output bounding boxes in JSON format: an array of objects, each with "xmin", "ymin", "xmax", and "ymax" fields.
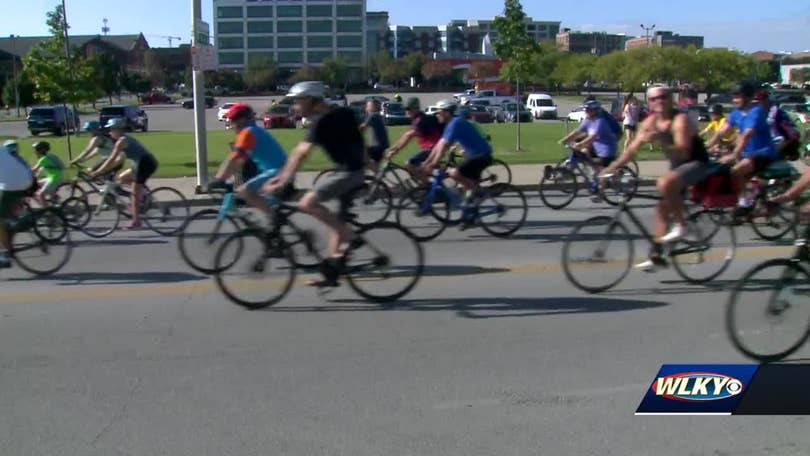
[
  {"xmin": 99, "ymin": 105, "xmax": 149, "ymax": 132},
  {"xmin": 27, "ymin": 105, "xmax": 79, "ymax": 136}
]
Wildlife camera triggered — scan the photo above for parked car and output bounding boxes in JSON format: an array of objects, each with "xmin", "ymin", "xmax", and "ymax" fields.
[
  {"xmin": 705, "ymin": 93, "xmax": 733, "ymax": 105},
  {"xmin": 263, "ymin": 105, "xmax": 297, "ymax": 129},
  {"xmin": 382, "ymin": 102, "xmax": 411, "ymax": 125},
  {"xmin": 327, "ymin": 93, "xmax": 348, "ymax": 107},
  {"xmin": 181, "ymin": 97, "xmax": 216, "ymax": 109},
  {"xmin": 466, "ymin": 105, "xmax": 494, "ymax": 123},
  {"xmin": 425, "ymin": 105, "xmax": 441, "ymax": 115},
  {"xmin": 567, "ymin": 105, "xmax": 587, "ymax": 123},
  {"xmin": 686, "ymin": 104, "xmax": 710, "ymax": 122},
  {"xmin": 99, "ymin": 105, "xmax": 149, "ymax": 132},
  {"xmin": 373, "ymin": 82, "xmax": 394, "ymax": 90},
  {"xmin": 217, "ymin": 103, "xmax": 237, "ymax": 122},
  {"xmin": 27, "ymin": 105, "xmax": 78, "ymax": 136},
  {"xmin": 139, "ymin": 92, "xmax": 172, "ymax": 104},
  {"xmin": 525, "ymin": 93, "xmax": 558, "ymax": 119},
  {"xmin": 364, "ymin": 95, "xmax": 390, "ymax": 104},
  {"xmin": 501, "ymin": 103, "xmax": 533, "ymax": 123}
]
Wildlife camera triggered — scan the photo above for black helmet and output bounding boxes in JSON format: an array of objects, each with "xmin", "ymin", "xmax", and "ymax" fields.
[
  {"xmin": 709, "ymin": 104, "xmax": 724, "ymax": 114},
  {"xmin": 731, "ymin": 81, "xmax": 755, "ymax": 98},
  {"xmin": 32, "ymin": 141, "xmax": 50, "ymax": 153}
]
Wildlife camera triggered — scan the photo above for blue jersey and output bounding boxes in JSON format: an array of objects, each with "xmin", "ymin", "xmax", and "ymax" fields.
[
  {"xmin": 578, "ymin": 117, "xmax": 617, "ymax": 158},
  {"xmin": 442, "ymin": 117, "xmax": 492, "ymax": 157},
  {"xmin": 727, "ymin": 106, "xmax": 777, "ymax": 159},
  {"xmin": 235, "ymin": 125, "xmax": 287, "ymax": 172}
]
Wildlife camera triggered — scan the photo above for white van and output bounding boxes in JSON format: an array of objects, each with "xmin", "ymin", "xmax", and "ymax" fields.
[{"xmin": 526, "ymin": 93, "xmax": 558, "ymax": 119}]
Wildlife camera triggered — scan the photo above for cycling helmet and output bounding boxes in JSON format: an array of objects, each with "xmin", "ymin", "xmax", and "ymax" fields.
[
  {"xmin": 457, "ymin": 106, "xmax": 471, "ymax": 119},
  {"xmin": 32, "ymin": 141, "xmax": 50, "ymax": 152},
  {"xmin": 287, "ymin": 81, "xmax": 325, "ymax": 99},
  {"xmin": 584, "ymin": 100, "xmax": 601, "ymax": 110},
  {"xmin": 731, "ymin": 81, "xmax": 756, "ymax": 98},
  {"xmin": 405, "ymin": 97, "xmax": 420, "ymax": 110},
  {"xmin": 105, "ymin": 118, "xmax": 127, "ymax": 129},
  {"xmin": 754, "ymin": 90, "xmax": 770, "ymax": 101},
  {"xmin": 224, "ymin": 103, "xmax": 254, "ymax": 120},
  {"xmin": 3, "ymin": 139, "xmax": 18, "ymax": 154},
  {"xmin": 435, "ymin": 99, "xmax": 458, "ymax": 112},
  {"xmin": 83, "ymin": 120, "xmax": 101, "ymax": 131},
  {"xmin": 708, "ymin": 104, "xmax": 724, "ymax": 114}
]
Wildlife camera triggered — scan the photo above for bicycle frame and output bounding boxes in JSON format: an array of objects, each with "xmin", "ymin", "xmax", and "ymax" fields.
[
  {"xmin": 562, "ymin": 148, "xmax": 600, "ymax": 189},
  {"xmin": 419, "ymin": 168, "xmax": 502, "ymax": 220}
]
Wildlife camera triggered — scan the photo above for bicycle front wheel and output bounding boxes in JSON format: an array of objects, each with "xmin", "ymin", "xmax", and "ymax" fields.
[
  {"xmin": 345, "ymin": 222, "xmax": 424, "ymax": 302},
  {"xmin": 478, "ymin": 183, "xmax": 528, "ymax": 238},
  {"xmin": 561, "ymin": 216, "xmax": 634, "ymax": 293},
  {"xmin": 394, "ymin": 187, "xmax": 449, "ymax": 242},
  {"xmin": 539, "ymin": 166, "xmax": 578, "ymax": 210},
  {"xmin": 143, "ymin": 187, "xmax": 191, "ymax": 236},
  {"xmin": 177, "ymin": 209, "xmax": 242, "ymax": 274},
  {"xmin": 601, "ymin": 166, "xmax": 638, "ymax": 206},
  {"xmin": 11, "ymin": 210, "xmax": 72, "ymax": 276},
  {"xmin": 60, "ymin": 196, "xmax": 91, "ymax": 229},
  {"xmin": 480, "ymin": 159, "xmax": 512, "ymax": 187},
  {"xmin": 213, "ymin": 229, "xmax": 296, "ymax": 309},
  {"xmin": 82, "ymin": 193, "xmax": 121, "ymax": 238},
  {"xmin": 312, "ymin": 168, "xmax": 337, "ymax": 187},
  {"xmin": 671, "ymin": 209, "xmax": 736, "ymax": 284},
  {"xmin": 352, "ymin": 177, "xmax": 393, "ymax": 227},
  {"xmin": 749, "ymin": 191, "xmax": 797, "ymax": 242},
  {"xmin": 54, "ymin": 181, "xmax": 89, "ymax": 204},
  {"xmin": 726, "ymin": 258, "xmax": 810, "ymax": 363}
]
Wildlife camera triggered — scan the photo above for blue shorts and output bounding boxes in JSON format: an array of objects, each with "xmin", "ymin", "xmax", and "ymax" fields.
[{"xmin": 244, "ymin": 169, "xmax": 279, "ymax": 194}]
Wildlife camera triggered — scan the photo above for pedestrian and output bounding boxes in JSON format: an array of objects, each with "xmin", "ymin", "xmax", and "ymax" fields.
[{"xmin": 622, "ymin": 94, "xmax": 640, "ymax": 151}]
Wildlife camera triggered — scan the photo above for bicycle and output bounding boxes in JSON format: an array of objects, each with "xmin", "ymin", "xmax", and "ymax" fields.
[
  {"xmin": 539, "ymin": 145, "xmax": 638, "ymax": 209},
  {"xmin": 5, "ymin": 204, "xmax": 73, "ymax": 276},
  {"xmin": 394, "ymin": 162, "xmax": 528, "ymax": 242},
  {"xmin": 729, "ymin": 160, "xmax": 799, "ymax": 241},
  {"xmin": 212, "ymin": 187, "xmax": 425, "ymax": 309},
  {"xmin": 561, "ymin": 185, "xmax": 736, "ymax": 294},
  {"xmin": 726, "ymin": 221, "xmax": 810, "ymax": 363}
]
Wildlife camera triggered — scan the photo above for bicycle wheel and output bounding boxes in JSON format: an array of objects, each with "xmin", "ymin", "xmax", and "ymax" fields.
[
  {"xmin": 561, "ymin": 215, "xmax": 634, "ymax": 293},
  {"xmin": 345, "ymin": 222, "xmax": 424, "ymax": 302},
  {"xmin": 671, "ymin": 209, "xmax": 736, "ymax": 284},
  {"xmin": 601, "ymin": 166, "xmax": 639, "ymax": 206},
  {"xmin": 726, "ymin": 258, "xmax": 810, "ymax": 363},
  {"xmin": 749, "ymin": 191, "xmax": 797, "ymax": 241},
  {"xmin": 480, "ymin": 159, "xmax": 513, "ymax": 187},
  {"xmin": 11, "ymin": 212, "xmax": 72, "ymax": 276},
  {"xmin": 352, "ymin": 177, "xmax": 393, "ymax": 227},
  {"xmin": 312, "ymin": 168, "xmax": 337, "ymax": 187},
  {"xmin": 177, "ymin": 209, "xmax": 242, "ymax": 274},
  {"xmin": 478, "ymin": 183, "xmax": 528, "ymax": 238},
  {"xmin": 82, "ymin": 193, "xmax": 121, "ymax": 238},
  {"xmin": 60, "ymin": 196, "xmax": 91, "ymax": 229},
  {"xmin": 213, "ymin": 229, "xmax": 296, "ymax": 309},
  {"xmin": 54, "ymin": 181, "xmax": 89, "ymax": 204},
  {"xmin": 394, "ymin": 187, "xmax": 449, "ymax": 242},
  {"xmin": 382, "ymin": 163, "xmax": 417, "ymax": 196},
  {"xmin": 539, "ymin": 166, "xmax": 578, "ymax": 210},
  {"xmin": 143, "ymin": 187, "xmax": 191, "ymax": 236},
  {"xmin": 32, "ymin": 207, "xmax": 69, "ymax": 243}
]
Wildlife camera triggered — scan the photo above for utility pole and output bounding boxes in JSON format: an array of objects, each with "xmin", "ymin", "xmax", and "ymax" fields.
[
  {"xmin": 61, "ymin": 0, "xmax": 74, "ymax": 158},
  {"xmin": 640, "ymin": 24, "xmax": 656, "ymax": 47},
  {"xmin": 9, "ymin": 34, "xmax": 19, "ymax": 117},
  {"xmin": 191, "ymin": 0, "xmax": 208, "ymax": 189}
]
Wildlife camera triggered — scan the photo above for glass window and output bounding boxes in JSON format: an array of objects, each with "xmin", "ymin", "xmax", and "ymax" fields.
[
  {"xmin": 306, "ymin": 4, "xmax": 332, "ymax": 17},
  {"xmin": 308, "ymin": 36, "xmax": 333, "ymax": 48},
  {"xmin": 218, "ymin": 52, "xmax": 244, "ymax": 65},
  {"xmin": 336, "ymin": 20, "xmax": 362, "ymax": 33},
  {"xmin": 277, "ymin": 21, "xmax": 303, "ymax": 33},
  {"xmin": 246, "ymin": 5, "xmax": 273, "ymax": 17},
  {"xmin": 337, "ymin": 35, "xmax": 362, "ymax": 48},
  {"xmin": 307, "ymin": 20, "xmax": 333, "ymax": 33},
  {"xmin": 248, "ymin": 52, "xmax": 275, "ymax": 65},
  {"xmin": 277, "ymin": 5, "xmax": 302, "ymax": 17},
  {"xmin": 342, "ymin": 51, "xmax": 362, "ymax": 64},
  {"xmin": 336, "ymin": 4, "xmax": 362, "ymax": 17},
  {"xmin": 217, "ymin": 6, "xmax": 242, "ymax": 18},
  {"xmin": 277, "ymin": 36, "xmax": 303, "ymax": 48},
  {"xmin": 247, "ymin": 21, "xmax": 273, "ymax": 33},
  {"xmin": 217, "ymin": 22, "xmax": 243, "ymax": 34},
  {"xmin": 247, "ymin": 36, "xmax": 274, "ymax": 49},
  {"xmin": 218, "ymin": 37, "xmax": 243, "ymax": 49},
  {"xmin": 278, "ymin": 51, "xmax": 303, "ymax": 64},
  {"xmin": 308, "ymin": 51, "xmax": 333, "ymax": 64}
]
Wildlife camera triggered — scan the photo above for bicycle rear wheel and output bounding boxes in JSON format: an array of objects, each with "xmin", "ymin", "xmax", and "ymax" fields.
[
  {"xmin": 539, "ymin": 166, "xmax": 578, "ymax": 210},
  {"xmin": 601, "ymin": 166, "xmax": 638, "ymax": 206},
  {"xmin": 177, "ymin": 209, "xmax": 242, "ymax": 274},
  {"xmin": 312, "ymin": 168, "xmax": 337, "ymax": 187},
  {"xmin": 478, "ymin": 183, "xmax": 528, "ymax": 238},
  {"xmin": 671, "ymin": 209, "xmax": 736, "ymax": 284},
  {"xmin": 11, "ymin": 210, "xmax": 72, "ymax": 276},
  {"xmin": 749, "ymin": 190, "xmax": 797, "ymax": 241},
  {"xmin": 726, "ymin": 258, "xmax": 810, "ymax": 363},
  {"xmin": 394, "ymin": 187, "xmax": 449, "ymax": 242},
  {"xmin": 382, "ymin": 163, "xmax": 416, "ymax": 196},
  {"xmin": 561, "ymin": 215, "xmax": 634, "ymax": 293},
  {"xmin": 82, "ymin": 193, "xmax": 121, "ymax": 238},
  {"xmin": 345, "ymin": 222, "xmax": 424, "ymax": 302},
  {"xmin": 480, "ymin": 159, "xmax": 512, "ymax": 187},
  {"xmin": 143, "ymin": 187, "xmax": 191, "ymax": 236},
  {"xmin": 213, "ymin": 229, "xmax": 296, "ymax": 309},
  {"xmin": 352, "ymin": 177, "xmax": 393, "ymax": 227},
  {"xmin": 55, "ymin": 181, "xmax": 89, "ymax": 204},
  {"xmin": 60, "ymin": 196, "xmax": 91, "ymax": 229}
]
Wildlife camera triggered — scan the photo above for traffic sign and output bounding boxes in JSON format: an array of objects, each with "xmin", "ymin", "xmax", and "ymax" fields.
[{"xmin": 191, "ymin": 44, "xmax": 217, "ymax": 71}]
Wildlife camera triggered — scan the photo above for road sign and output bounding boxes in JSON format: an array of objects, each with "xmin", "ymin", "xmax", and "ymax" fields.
[{"xmin": 191, "ymin": 44, "xmax": 217, "ymax": 71}]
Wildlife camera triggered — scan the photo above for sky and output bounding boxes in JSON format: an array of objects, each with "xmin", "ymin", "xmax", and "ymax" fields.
[{"xmin": 3, "ymin": 0, "xmax": 810, "ymax": 53}]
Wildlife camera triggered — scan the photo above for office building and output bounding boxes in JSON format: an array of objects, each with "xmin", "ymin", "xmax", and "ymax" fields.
[
  {"xmin": 624, "ymin": 31, "xmax": 704, "ymax": 50},
  {"xmin": 556, "ymin": 29, "xmax": 626, "ymax": 55}
]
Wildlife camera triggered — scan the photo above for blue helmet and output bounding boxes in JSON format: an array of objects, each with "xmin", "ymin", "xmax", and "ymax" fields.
[
  {"xmin": 83, "ymin": 120, "xmax": 101, "ymax": 131},
  {"xmin": 3, "ymin": 139, "xmax": 19, "ymax": 155},
  {"xmin": 104, "ymin": 118, "xmax": 126, "ymax": 129}
]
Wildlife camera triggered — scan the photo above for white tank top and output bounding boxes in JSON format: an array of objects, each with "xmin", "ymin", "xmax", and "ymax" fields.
[{"xmin": 0, "ymin": 151, "xmax": 33, "ymax": 191}]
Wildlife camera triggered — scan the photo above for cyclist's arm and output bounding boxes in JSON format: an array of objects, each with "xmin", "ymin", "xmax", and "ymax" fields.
[
  {"xmin": 91, "ymin": 138, "xmax": 125, "ymax": 177},
  {"xmin": 387, "ymin": 129, "xmax": 415, "ymax": 154},
  {"xmin": 572, "ymin": 132, "xmax": 597, "ymax": 150},
  {"xmin": 603, "ymin": 117, "xmax": 654, "ymax": 174},
  {"xmin": 559, "ymin": 129, "xmax": 585, "ymax": 144},
  {"xmin": 424, "ymin": 138, "xmax": 450, "ymax": 169},
  {"xmin": 271, "ymin": 141, "xmax": 314, "ymax": 187},
  {"xmin": 728, "ymin": 128, "xmax": 754, "ymax": 162},
  {"xmin": 707, "ymin": 121, "xmax": 732, "ymax": 149},
  {"xmin": 699, "ymin": 124, "xmax": 713, "ymax": 138},
  {"xmin": 70, "ymin": 137, "xmax": 100, "ymax": 164},
  {"xmin": 774, "ymin": 168, "xmax": 810, "ymax": 202}
]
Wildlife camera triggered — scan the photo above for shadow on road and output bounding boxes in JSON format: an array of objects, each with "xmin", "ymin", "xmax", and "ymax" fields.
[
  {"xmin": 73, "ymin": 238, "xmax": 170, "ymax": 247},
  {"xmin": 604, "ymin": 279, "xmax": 737, "ymax": 296},
  {"xmin": 8, "ymin": 271, "xmax": 207, "ymax": 286},
  {"xmin": 265, "ymin": 296, "xmax": 667, "ymax": 319}
]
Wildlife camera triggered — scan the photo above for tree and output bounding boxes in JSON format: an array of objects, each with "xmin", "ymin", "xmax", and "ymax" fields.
[
  {"xmin": 244, "ymin": 55, "xmax": 278, "ymax": 92},
  {"xmin": 2, "ymin": 71, "xmax": 35, "ymax": 112},
  {"xmin": 369, "ymin": 50, "xmax": 394, "ymax": 81},
  {"xmin": 402, "ymin": 52, "xmax": 426, "ymax": 81},
  {"xmin": 693, "ymin": 48, "xmax": 755, "ymax": 99},
  {"xmin": 421, "ymin": 60, "xmax": 454, "ymax": 85},
  {"xmin": 93, "ymin": 52, "xmax": 122, "ymax": 104},
  {"xmin": 790, "ymin": 68, "xmax": 810, "ymax": 84},
  {"xmin": 320, "ymin": 57, "xmax": 348, "ymax": 90},
  {"xmin": 467, "ymin": 61, "xmax": 500, "ymax": 81},
  {"xmin": 121, "ymin": 72, "xmax": 151, "ymax": 94},
  {"xmin": 379, "ymin": 60, "xmax": 408, "ymax": 85},
  {"xmin": 143, "ymin": 49, "xmax": 164, "ymax": 89},
  {"xmin": 289, "ymin": 65, "xmax": 321, "ymax": 83},
  {"xmin": 532, "ymin": 41, "xmax": 564, "ymax": 90},
  {"xmin": 552, "ymin": 53, "xmax": 598, "ymax": 91}
]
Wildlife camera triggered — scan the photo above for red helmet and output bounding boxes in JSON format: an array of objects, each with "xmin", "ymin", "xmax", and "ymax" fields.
[
  {"xmin": 753, "ymin": 90, "xmax": 770, "ymax": 101},
  {"xmin": 224, "ymin": 103, "xmax": 253, "ymax": 119}
]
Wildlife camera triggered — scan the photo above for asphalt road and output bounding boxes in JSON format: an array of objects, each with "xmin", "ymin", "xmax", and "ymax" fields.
[
  {"xmin": 0, "ymin": 92, "xmax": 582, "ymax": 138},
  {"xmin": 1, "ymin": 193, "xmax": 808, "ymax": 455}
]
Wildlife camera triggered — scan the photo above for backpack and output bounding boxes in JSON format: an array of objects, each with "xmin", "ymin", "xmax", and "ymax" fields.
[
  {"xmin": 600, "ymin": 109, "xmax": 623, "ymax": 138},
  {"xmin": 769, "ymin": 106, "xmax": 801, "ymax": 160}
]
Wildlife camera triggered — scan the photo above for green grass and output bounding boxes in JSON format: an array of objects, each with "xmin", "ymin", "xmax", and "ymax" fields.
[{"xmin": 11, "ymin": 122, "xmax": 668, "ymax": 178}]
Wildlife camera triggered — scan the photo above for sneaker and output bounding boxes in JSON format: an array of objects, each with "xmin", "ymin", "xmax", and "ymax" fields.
[
  {"xmin": 307, "ymin": 258, "xmax": 341, "ymax": 288},
  {"xmin": 659, "ymin": 224, "xmax": 684, "ymax": 243},
  {"xmin": 590, "ymin": 195, "xmax": 603, "ymax": 203},
  {"xmin": 0, "ymin": 252, "xmax": 11, "ymax": 269},
  {"xmin": 634, "ymin": 256, "xmax": 667, "ymax": 272}
]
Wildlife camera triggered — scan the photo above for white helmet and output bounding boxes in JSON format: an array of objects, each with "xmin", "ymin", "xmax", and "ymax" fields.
[
  {"xmin": 435, "ymin": 99, "xmax": 458, "ymax": 112},
  {"xmin": 287, "ymin": 81, "xmax": 325, "ymax": 99}
]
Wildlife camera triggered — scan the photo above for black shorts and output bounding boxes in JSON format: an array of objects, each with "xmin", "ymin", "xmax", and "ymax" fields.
[
  {"xmin": 749, "ymin": 155, "xmax": 776, "ymax": 175},
  {"xmin": 367, "ymin": 146, "xmax": 386, "ymax": 163},
  {"xmin": 0, "ymin": 190, "xmax": 27, "ymax": 219},
  {"xmin": 624, "ymin": 124, "xmax": 636, "ymax": 132},
  {"xmin": 588, "ymin": 149, "xmax": 615, "ymax": 168},
  {"xmin": 134, "ymin": 155, "xmax": 158, "ymax": 184},
  {"xmin": 407, "ymin": 149, "xmax": 431, "ymax": 166},
  {"xmin": 457, "ymin": 154, "xmax": 493, "ymax": 182}
]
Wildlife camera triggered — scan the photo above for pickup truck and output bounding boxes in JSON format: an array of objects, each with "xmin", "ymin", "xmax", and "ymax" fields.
[{"xmin": 457, "ymin": 90, "xmax": 514, "ymax": 107}]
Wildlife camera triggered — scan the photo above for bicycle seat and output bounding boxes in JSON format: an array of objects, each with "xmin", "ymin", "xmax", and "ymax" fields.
[{"xmin": 756, "ymin": 161, "xmax": 798, "ymax": 180}]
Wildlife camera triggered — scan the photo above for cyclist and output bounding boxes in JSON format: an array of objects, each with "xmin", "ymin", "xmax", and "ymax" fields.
[
  {"xmin": 772, "ymin": 167, "xmax": 810, "ymax": 214},
  {"xmin": 708, "ymin": 81, "xmax": 779, "ymax": 216},
  {"xmin": 385, "ymin": 97, "xmax": 444, "ymax": 183},
  {"xmin": 89, "ymin": 118, "xmax": 159, "ymax": 229},
  {"xmin": 263, "ymin": 81, "xmax": 366, "ymax": 287},
  {"xmin": 457, "ymin": 106, "xmax": 492, "ymax": 142},
  {"xmin": 756, "ymin": 90, "xmax": 801, "ymax": 161},
  {"xmin": 601, "ymin": 85, "xmax": 710, "ymax": 271},
  {"xmin": 559, "ymin": 100, "xmax": 618, "ymax": 202},
  {"xmin": 0, "ymin": 141, "xmax": 34, "ymax": 268},
  {"xmin": 212, "ymin": 103, "xmax": 288, "ymax": 215},
  {"xmin": 422, "ymin": 99, "xmax": 493, "ymax": 226},
  {"xmin": 30, "ymin": 141, "xmax": 65, "ymax": 207},
  {"xmin": 359, "ymin": 99, "xmax": 389, "ymax": 173},
  {"xmin": 70, "ymin": 121, "xmax": 119, "ymax": 173},
  {"xmin": 700, "ymin": 104, "xmax": 736, "ymax": 157}
]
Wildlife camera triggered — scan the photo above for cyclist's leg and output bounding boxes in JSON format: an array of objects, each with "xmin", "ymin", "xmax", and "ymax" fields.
[
  {"xmin": 0, "ymin": 190, "xmax": 25, "ymax": 267},
  {"xmin": 450, "ymin": 154, "xmax": 492, "ymax": 194},
  {"xmin": 663, "ymin": 161, "xmax": 707, "ymax": 239},
  {"xmin": 367, "ymin": 146, "xmax": 385, "ymax": 174},
  {"xmin": 237, "ymin": 169, "xmax": 278, "ymax": 216},
  {"xmin": 299, "ymin": 170, "xmax": 365, "ymax": 257},
  {"xmin": 128, "ymin": 157, "xmax": 158, "ymax": 227},
  {"xmin": 406, "ymin": 149, "xmax": 431, "ymax": 184}
]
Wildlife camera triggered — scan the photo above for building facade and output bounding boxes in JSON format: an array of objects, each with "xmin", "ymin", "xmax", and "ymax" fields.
[
  {"xmin": 213, "ymin": 0, "xmax": 366, "ymax": 71},
  {"xmin": 556, "ymin": 29, "xmax": 626, "ymax": 55},
  {"xmin": 624, "ymin": 31, "xmax": 704, "ymax": 50}
]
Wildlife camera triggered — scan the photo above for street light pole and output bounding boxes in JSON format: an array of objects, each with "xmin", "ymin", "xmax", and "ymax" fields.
[
  {"xmin": 640, "ymin": 24, "xmax": 656, "ymax": 47},
  {"xmin": 61, "ymin": 0, "xmax": 75, "ymax": 158},
  {"xmin": 9, "ymin": 34, "xmax": 19, "ymax": 117},
  {"xmin": 191, "ymin": 0, "xmax": 208, "ymax": 189}
]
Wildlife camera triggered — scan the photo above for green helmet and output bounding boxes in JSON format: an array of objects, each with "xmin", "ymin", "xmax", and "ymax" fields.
[
  {"xmin": 104, "ymin": 118, "xmax": 127, "ymax": 129},
  {"xmin": 83, "ymin": 120, "xmax": 101, "ymax": 131},
  {"xmin": 32, "ymin": 141, "xmax": 50, "ymax": 152},
  {"xmin": 3, "ymin": 139, "xmax": 18, "ymax": 154}
]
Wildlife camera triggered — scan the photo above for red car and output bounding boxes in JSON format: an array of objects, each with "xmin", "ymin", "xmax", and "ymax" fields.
[
  {"xmin": 263, "ymin": 105, "xmax": 296, "ymax": 129},
  {"xmin": 140, "ymin": 92, "xmax": 172, "ymax": 104},
  {"xmin": 468, "ymin": 104, "xmax": 494, "ymax": 123}
]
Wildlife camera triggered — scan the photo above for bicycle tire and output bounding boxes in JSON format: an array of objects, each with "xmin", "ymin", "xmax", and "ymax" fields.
[
  {"xmin": 312, "ymin": 168, "xmax": 337, "ymax": 187},
  {"xmin": 352, "ymin": 177, "xmax": 394, "ymax": 227},
  {"xmin": 11, "ymin": 211, "xmax": 72, "ymax": 276},
  {"xmin": 177, "ymin": 209, "xmax": 243, "ymax": 274},
  {"xmin": 382, "ymin": 163, "xmax": 417, "ymax": 196},
  {"xmin": 478, "ymin": 183, "xmax": 528, "ymax": 238},
  {"xmin": 561, "ymin": 215, "xmax": 634, "ymax": 293},
  {"xmin": 602, "ymin": 166, "xmax": 639, "ymax": 206},
  {"xmin": 671, "ymin": 209, "xmax": 736, "ymax": 284},
  {"xmin": 143, "ymin": 187, "xmax": 191, "ymax": 236},
  {"xmin": 480, "ymin": 159, "xmax": 513, "ymax": 187},
  {"xmin": 60, "ymin": 196, "xmax": 92, "ymax": 229},
  {"xmin": 539, "ymin": 166, "xmax": 578, "ymax": 210},
  {"xmin": 54, "ymin": 181, "xmax": 89, "ymax": 204},
  {"xmin": 81, "ymin": 193, "xmax": 121, "ymax": 238},
  {"xmin": 213, "ymin": 229, "xmax": 296, "ymax": 309},
  {"xmin": 345, "ymin": 221, "xmax": 424, "ymax": 302},
  {"xmin": 726, "ymin": 258, "xmax": 810, "ymax": 363},
  {"xmin": 749, "ymin": 191, "xmax": 797, "ymax": 242},
  {"xmin": 394, "ymin": 187, "xmax": 449, "ymax": 242}
]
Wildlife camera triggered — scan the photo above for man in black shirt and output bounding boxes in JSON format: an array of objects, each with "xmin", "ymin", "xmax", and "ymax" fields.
[{"xmin": 264, "ymin": 81, "xmax": 365, "ymax": 286}]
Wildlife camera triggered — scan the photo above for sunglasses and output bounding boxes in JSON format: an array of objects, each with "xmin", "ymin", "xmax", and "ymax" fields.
[{"xmin": 648, "ymin": 95, "xmax": 668, "ymax": 102}]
